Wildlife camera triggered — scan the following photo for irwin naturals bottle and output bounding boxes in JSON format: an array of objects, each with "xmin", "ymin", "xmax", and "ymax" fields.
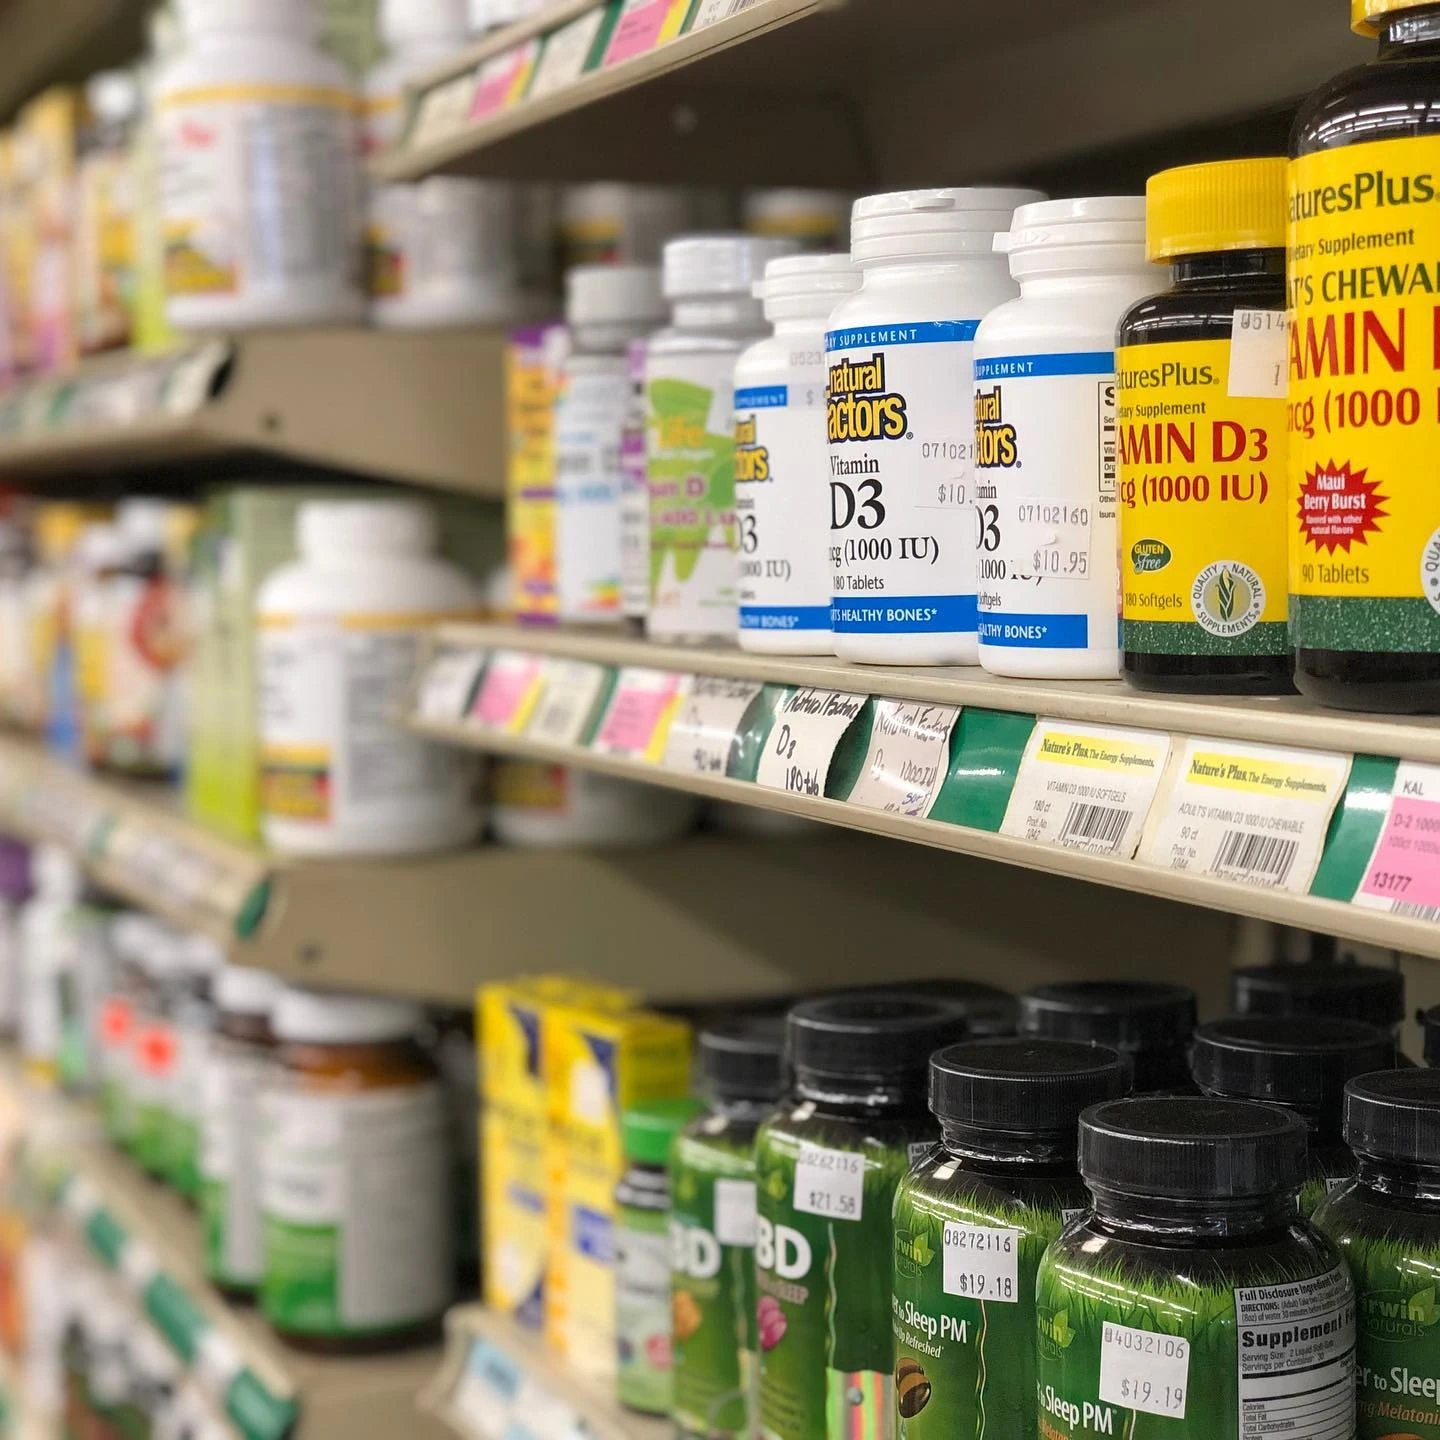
[
  {"xmin": 1290, "ymin": 1, "xmax": 1440, "ymax": 710},
  {"xmin": 1117, "ymin": 159, "xmax": 1292, "ymax": 694}
]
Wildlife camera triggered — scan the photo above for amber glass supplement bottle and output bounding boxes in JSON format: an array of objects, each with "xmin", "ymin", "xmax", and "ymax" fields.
[
  {"xmin": 1118, "ymin": 159, "xmax": 1292, "ymax": 693},
  {"xmin": 261, "ymin": 989, "xmax": 453, "ymax": 1352},
  {"xmin": 1290, "ymin": 2, "xmax": 1440, "ymax": 711}
]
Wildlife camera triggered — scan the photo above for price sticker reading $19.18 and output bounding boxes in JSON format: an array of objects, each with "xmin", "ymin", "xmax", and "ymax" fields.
[
  {"xmin": 792, "ymin": 1142, "xmax": 864, "ymax": 1221},
  {"xmin": 1098, "ymin": 1321, "xmax": 1189, "ymax": 1421},
  {"xmin": 942, "ymin": 1221, "xmax": 1019, "ymax": 1301}
]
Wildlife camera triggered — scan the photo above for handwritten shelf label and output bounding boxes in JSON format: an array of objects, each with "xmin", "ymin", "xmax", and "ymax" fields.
[
  {"xmin": 846, "ymin": 700, "xmax": 957, "ymax": 818},
  {"xmin": 661, "ymin": 676, "xmax": 763, "ymax": 776},
  {"xmin": 1139, "ymin": 738, "xmax": 1350, "ymax": 894},
  {"xmin": 755, "ymin": 688, "xmax": 866, "ymax": 797},
  {"xmin": 1002, "ymin": 721, "xmax": 1172, "ymax": 859}
]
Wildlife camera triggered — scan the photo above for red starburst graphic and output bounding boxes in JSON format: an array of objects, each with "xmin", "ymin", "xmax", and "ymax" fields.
[{"xmin": 1296, "ymin": 460, "xmax": 1388, "ymax": 555}]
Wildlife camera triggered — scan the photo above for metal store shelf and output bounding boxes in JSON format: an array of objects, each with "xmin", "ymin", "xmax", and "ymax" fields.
[
  {"xmin": 3, "ymin": 1059, "xmax": 449, "ymax": 1440},
  {"xmin": 376, "ymin": 0, "xmax": 1364, "ymax": 187},
  {"xmin": 0, "ymin": 330, "xmax": 507, "ymax": 494},
  {"xmin": 408, "ymin": 623, "xmax": 1440, "ymax": 961}
]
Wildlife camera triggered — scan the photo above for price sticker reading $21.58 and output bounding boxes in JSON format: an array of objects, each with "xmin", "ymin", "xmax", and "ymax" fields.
[
  {"xmin": 1098, "ymin": 1321, "xmax": 1189, "ymax": 1420},
  {"xmin": 792, "ymin": 1142, "xmax": 864, "ymax": 1221}
]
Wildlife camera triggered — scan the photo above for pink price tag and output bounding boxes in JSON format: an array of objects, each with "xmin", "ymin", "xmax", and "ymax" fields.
[
  {"xmin": 595, "ymin": 674, "xmax": 683, "ymax": 757},
  {"xmin": 472, "ymin": 654, "xmax": 543, "ymax": 730},
  {"xmin": 469, "ymin": 42, "xmax": 537, "ymax": 119},
  {"xmin": 602, "ymin": 0, "xmax": 689, "ymax": 65},
  {"xmin": 1360, "ymin": 794, "xmax": 1440, "ymax": 909}
]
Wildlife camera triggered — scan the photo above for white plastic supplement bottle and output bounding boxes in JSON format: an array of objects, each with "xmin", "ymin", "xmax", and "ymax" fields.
[
  {"xmin": 490, "ymin": 762, "xmax": 699, "ymax": 848},
  {"xmin": 555, "ymin": 264, "xmax": 666, "ymax": 623},
  {"xmin": 256, "ymin": 500, "xmax": 482, "ymax": 857},
  {"xmin": 619, "ymin": 335, "xmax": 651, "ymax": 629},
  {"xmin": 975, "ymin": 197, "xmax": 1153, "ymax": 679},
  {"xmin": 18, "ymin": 845, "xmax": 84, "ymax": 1089},
  {"xmin": 646, "ymin": 234, "xmax": 798, "ymax": 642},
  {"xmin": 366, "ymin": 0, "xmax": 521, "ymax": 328},
  {"xmin": 159, "ymin": 0, "xmax": 364, "ymax": 329},
  {"xmin": 734, "ymin": 252, "xmax": 859, "ymax": 654},
  {"xmin": 828, "ymin": 187, "xmax": 1044, "ymax": 665}
]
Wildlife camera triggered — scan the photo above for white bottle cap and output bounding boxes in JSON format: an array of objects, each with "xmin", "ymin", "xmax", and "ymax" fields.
[
  {"xmin": 995, "ymin": 195, "xmax": 1148, "ymax": 279},
  {"xmin": 380, "ymin": 0, "xmax": 468, "ymax": 45},
  {"xmin": 272, "ymin": 988, "xmax": 424, "ymax": 1044},
  {"xmin": 754, "ymin": 251, "xmax": 859, "ymax": 321},
  {"xmin": 117, "ymin": 498, "xmax": 171, "ymax": 551},
  {"xmin": 75, "ymin": 523, "xmax": 127, "ymax": 573},
  {"xmin": 85, "ymin": 71, "xmax": 141, "ymax": 128},
  {"xmin": 179, "ymin": 0, "xmax": 321, "ymax": 40},
  {"xmin": 214, "ymin": 964, "xmax": 283, "ymax": 1016},
  {"xmin": 297, "ymin": 499, "xmax": 438, "ymax": 559},
  {"xmin": 662, "ymin": 234, "xmax": 800, "ymax": 302},
  {"xmin": 32, "ymin": 845, "xmax": 81, "ymax": 901},
  {"xmin": 564, "ymin": 264, "xmax": 666, "ymax": 328},
  {"xmin": 850, "ymin": 188, "xmax": 1048, "ymax": 264}
]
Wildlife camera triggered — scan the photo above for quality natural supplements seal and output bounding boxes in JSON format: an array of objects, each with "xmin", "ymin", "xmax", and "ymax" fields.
[
  {"xmin": 890, "ymin": 1039, "xmax": 1127, "ymax": 1440},
  {"xmin": 1290, "ymin": 0, "xmax": 1440, "ymax": 710},
  {"xmin": 755, "ymin": 994, "xmax": 968, "ymax": 1440},
  {"xmin": 1037, "ymin": 1096, "xmax": 1355, "ymax": 1440},
  {"xmin": 1316, "ymin": 1069, "xmax": 1440, "ymax": 1440}
]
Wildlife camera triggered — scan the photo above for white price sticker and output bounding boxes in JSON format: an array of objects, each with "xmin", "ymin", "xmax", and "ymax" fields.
[
  {"xmin": 755, "ymin": 688, "xmax": 866, "ymax": 796},
  {"xmin": 1139, "ymin": 738, "xmax": 1350, "ymax": 894},
  {"xmin": 529, "ymin": 9, "xmax": 606, "ymax": 97},
  {"xmin": 526, "ymin": 659, "xmax": 608, "ymax": 746},
  {"xmin": 846, "ymin": 701, "xmax": 957, "ymax": 818},
  {"xmin": 714, "ymin": 1178, "xmax": 758, "ymax": 1247},
  {"xmin": 453, "ymin": 1337, "xmax": 522, "ymax": 1440},
  {"xmin": 689, "ymin": 0, "xmax": 757, "ymax": 25},
  {"xmin": 1002, "ymin": 721, "xmax": 1172, "ymax": 859},
  {"xmin": 415, "ymin": 648, "xmax": 487, "ymax": 723},
  {"xmin": 793, "ymin": 1142, "xmax": 864, "ymax": 1221},
  {"xmin": 1228, "ymin": 309, "xmax": 1289, "ymax": 399},
  {"xmin": 661, "ymin": 675, "xmax": 763, "ymax": 776},
  {"xmin": 407, "ymin": 73, "xmax": 473, "ymax": 148},
  {"xmin": 1099, "ymin": 1321, "xmax": 1190, "ymax": 1420},
  {"xmin": 942, "ymin": 1222, "xmax": 1019, "ymax": 1302}
]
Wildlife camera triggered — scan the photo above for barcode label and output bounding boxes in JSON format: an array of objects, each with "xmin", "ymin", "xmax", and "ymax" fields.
[
  {"xmin": 1211, "ymin": 830, "xmax": 1300, "ymax": 887},
  {"xmin": 1057, "ymin": 801, "xmax": 1133, "ymax": 853},
  {"xmin": 1391, "ymin": 900, "xmax": 1440, "ymax": 923},
  {"xmin": 689, "ymin": 0, "xmax": 754, "ymax": 26}
]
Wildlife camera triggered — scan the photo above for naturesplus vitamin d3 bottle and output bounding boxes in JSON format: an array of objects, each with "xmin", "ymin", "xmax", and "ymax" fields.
[
  {"xmin": 1118, "ymin": 160, "xmax": 1292, "ymax": 694},
  {"xmin": 1289, "ymin": 0, "xmax": 1440, "ymax": 711}
]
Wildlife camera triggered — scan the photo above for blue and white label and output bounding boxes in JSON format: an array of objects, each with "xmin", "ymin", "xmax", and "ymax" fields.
[
  {"xmin": 974, "ymin": 350, "xmax": 1120, "ymax": 671},
  {"xmin": 735, "ymin": 351, "xmax": 831, "ymax": 643},
  {"xmin": 826, "ymin": 318, "xmax": 983, "ymax": 658}
]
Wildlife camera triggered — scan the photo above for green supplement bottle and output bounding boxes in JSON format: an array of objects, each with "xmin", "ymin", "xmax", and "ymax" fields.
[
  {"xmin": 1018, "ymin": 981, "xmax": 1198, "ymax": 1092},
  {"xmin": 1231, "ymin": 962, "xmax": 1406, "ymax": 1040},
  {"xmin": 616, "ymin": 1097, "xmax": 704, "ymax": 1415},
  {"xmin": 1037, "ymin": 1096, "xmax": 1355, "ymax": 1439},
  {"xmin": 1191, "ymin": 1015, "xmax": 1396, "ymax": 1215},
  {"xmin": 755, "ymin": 994, "xmax": 968, "ymax": 1440},
  {"xmin": 1315, "ymin": 1069, "xmax": 1440, "ymax": 1440},
  {"xmin": 671, "ymin": 1020, "xmax": 788, "ymax": 1440},
  {"xmin": 890, "ymin": 1038, "xmax": 1127, "ymax": 1440}
]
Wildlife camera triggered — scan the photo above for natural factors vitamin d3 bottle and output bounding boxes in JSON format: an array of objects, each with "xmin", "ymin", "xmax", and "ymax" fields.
[
  {"xmin": 734, "ymin": 252, "xmax": 859, "ymax": 654},
  {"xmin": 1290, "ymin": 1, "xmax": 1440, "ymax": 711},
  {"xmin": 755, "ymin": 994, "xmax": 967, "ymax": 1440},
  {"xmin": 974, "ymin": 197, "xmax": 1152, "ymax": 678},
  {"xmin": 828, "ymin": 187, "xmax": 1043, "ymax": 666},
  {"xmin": 890, "ymin": 1039, "xmax": 1127, "ymax": 1440},
  {"xmin": 1118, "ymin": 160, "xmax": 1292, "ymax": 694},
  {"xmin": 1037, "ymin": 1096, "xmax": 1355, "ymax": 1440}
]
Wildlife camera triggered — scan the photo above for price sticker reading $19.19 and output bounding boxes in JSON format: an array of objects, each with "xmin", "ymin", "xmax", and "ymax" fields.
[
  {"xmin": 792, "ymin": 1142, "xmax": 864, "ymax": 1221},
  {"xmin": 1098, "ymin": 1321, "xmax": 1189, "ymax": 1421}
]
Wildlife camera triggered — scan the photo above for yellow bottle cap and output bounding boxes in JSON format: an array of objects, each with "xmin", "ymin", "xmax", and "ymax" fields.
[
  {"xmin": 1353, "ymin": 0, "xmax": 1431, "ymax": 36},
  {"xmin": 1146, "ymin": 158, "xmax": 1288, "ymax": 262}
]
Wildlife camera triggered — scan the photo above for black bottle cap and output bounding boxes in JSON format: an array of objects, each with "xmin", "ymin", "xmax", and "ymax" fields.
[
  {"xmin": 787, "ymin": 993, "xmax": 970, "ymax": 1084},
  {"xmin": 1344, "ymin": 1068, "xmax": 1440, "ymax": 1165},
  {"xmin": 1230, "ymin": 963, "xmax": 1404, "ymax": 1029},
  {"xmin": 1423, "ymin": 1005, "xmax": 1440, "ymax": 1066},
  {"xmin": 1079, "ymin": 1096, "xmax": 1306, "ymax": 1201},
  {"xmin": 1018, "ymin": 981, "xmax": 1197, "ymax": 1089},
  {"xmin": 929, "ymin": 1039, "xmax": 1129, "ymax": 1139},
  {"xmin": 1191, "ymin": 1016, "xmax": 1396, "ymax": 1125},
  {"xmin": 849, "ymin": 979, "xmax": 1018, "ymax": 1038},
  {"xmin": 699, "ymin": 1018, "xmax": 788, "ymax": 1103}
]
